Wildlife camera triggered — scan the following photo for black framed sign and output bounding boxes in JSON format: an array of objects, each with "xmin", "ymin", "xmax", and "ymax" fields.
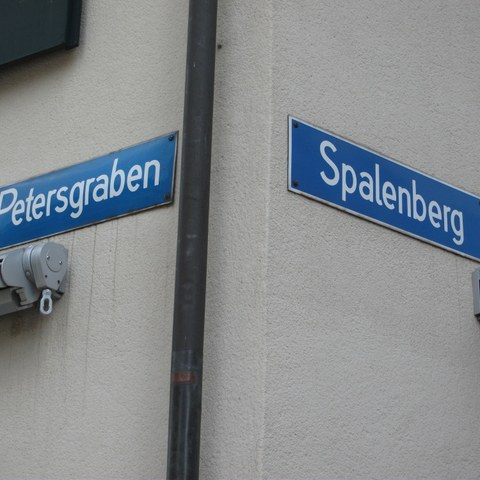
[{"xmin": 0, "ymin": 0, "xmax": 82, "ymax": 67}]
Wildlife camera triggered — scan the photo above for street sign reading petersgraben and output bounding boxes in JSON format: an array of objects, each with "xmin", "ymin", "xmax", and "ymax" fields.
[
  {"xmin": 0, "ymin": 133, "xmax": 177, "ymax": 250},
  {"xmin": 288, "ymin": 116, "xmax": 480, "ymax": 261}
]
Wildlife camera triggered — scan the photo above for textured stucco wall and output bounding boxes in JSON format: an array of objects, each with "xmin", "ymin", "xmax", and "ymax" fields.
[
  {"xmin": 265, "ymin": 1, "xmax": 480, "ymax": 479},
  {"xmin": 0, "ymin": 1, "xmax": 187, "ymax": 478},
  {"xmin": 201, "ymin": 1, "xmax": 271, "ymax": 478},
  {"xmin": 1, "ymin": 1, "xmax": 480, "ymax": 479}
]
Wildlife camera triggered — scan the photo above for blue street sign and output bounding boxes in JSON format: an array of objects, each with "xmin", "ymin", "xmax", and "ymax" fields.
[
  {"xmin": 288, "ymin": 116, "xmax": 480, "ymax": 261},
  {"xmin": 0, "ymin": 133, "xmax": 177, "ymax": 250}
]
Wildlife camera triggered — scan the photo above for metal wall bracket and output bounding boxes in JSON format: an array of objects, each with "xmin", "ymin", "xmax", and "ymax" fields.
[{"xmin": 0, "ymin": 242, "xmax": 68, "ymax": 316}]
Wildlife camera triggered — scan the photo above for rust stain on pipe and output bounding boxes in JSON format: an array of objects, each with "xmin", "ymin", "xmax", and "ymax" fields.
[{"xmin": 171, "ymin": 371, "xmax": 196, "ymax": 384}]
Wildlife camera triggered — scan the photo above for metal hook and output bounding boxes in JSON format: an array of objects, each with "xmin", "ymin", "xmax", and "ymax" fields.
[{"xmin": 40, "ymin": 289, "xmax": 53, "ymax": 315}]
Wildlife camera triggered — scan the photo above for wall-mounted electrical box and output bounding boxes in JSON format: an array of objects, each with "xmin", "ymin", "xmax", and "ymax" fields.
[{"xmin": 0, "ymin": 0, "xmax": 82, "ymax": 68}]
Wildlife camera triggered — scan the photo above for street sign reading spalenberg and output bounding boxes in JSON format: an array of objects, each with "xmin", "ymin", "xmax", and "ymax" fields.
[{"xmin": 289, "ymin": 116, "xmax": 480, "ymax": 261}]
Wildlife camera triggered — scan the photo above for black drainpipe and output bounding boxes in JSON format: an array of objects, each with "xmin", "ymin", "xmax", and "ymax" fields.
[{"xmin": 166, "ymin": 1, "xmax": 218, "ymax": 479}]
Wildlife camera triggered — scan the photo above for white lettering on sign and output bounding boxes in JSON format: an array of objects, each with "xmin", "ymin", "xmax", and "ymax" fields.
[
  {"xmin": 319, "ymin": 140, "xmax": 464, "ymax": 245},
  {"xmin": 0, "ymin": 158, "xmax": 161, "ymax": 226}
]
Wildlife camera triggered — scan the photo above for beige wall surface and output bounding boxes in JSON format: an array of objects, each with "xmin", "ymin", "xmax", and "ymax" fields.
[
  {"xmin": 0, "ymin": 1, "xmax": 480, "ymax": 479},
  {"xmin": 0, "ymin": 1, "xmax": 187, "ymax": 478},
  {"xmin": 265, "ymin": 1, "xmax": 480, "ymax": 479}
]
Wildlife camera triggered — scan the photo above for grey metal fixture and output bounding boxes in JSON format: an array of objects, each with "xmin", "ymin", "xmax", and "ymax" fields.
[
  {"xmin": 472, "ymin": 268, "xmax": 480, "ymax": 320},
  {"xmin": 472, "ymin": 268, "xmax": 480, "ymax": 319},
  {"xmin": 0, "ymin": 242, "xmax": 68, "ymax": 316}
]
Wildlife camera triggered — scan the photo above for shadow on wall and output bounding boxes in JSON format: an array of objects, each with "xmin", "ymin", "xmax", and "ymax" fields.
[
  {"xmin": 8, "ymin": 310, "xmax": 44, "ymax": 338},
  {"xmin": 0, "ymin": 46, "xmax": 81, "ymax": 98},
  {"xmin": 0, "ymin": 308, "xmax": 44, "ymax": 342}
]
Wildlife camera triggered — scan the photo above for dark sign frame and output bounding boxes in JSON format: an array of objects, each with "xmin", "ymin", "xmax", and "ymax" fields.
[{"xmin": 0, "ymin": 0, "xmax": 82, "ymax": 68}]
